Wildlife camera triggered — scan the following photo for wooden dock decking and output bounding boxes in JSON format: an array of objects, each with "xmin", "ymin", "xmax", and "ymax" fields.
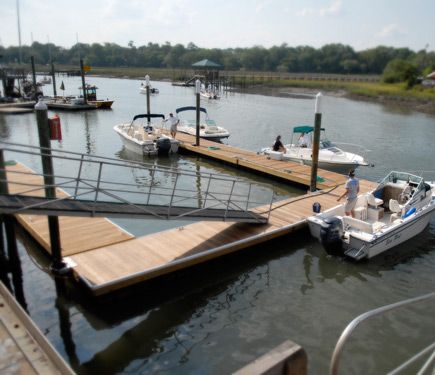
[
  {"xmin": 4, "ymin": 143, "xmax": 376, "ymax": 295},
  {"xmin": 5, "ymin": 163, "xmax": 133, "ymax": 256},
  {"xmin": 0, "ymin": 282, "xmax": 74, "ymax": 374},
  {"xmin": 173, "ymin": 132, "xmax": 348, "ymax": 189}
]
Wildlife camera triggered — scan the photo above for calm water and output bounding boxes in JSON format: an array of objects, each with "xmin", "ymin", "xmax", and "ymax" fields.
[{"xmin": 0, "ymin": 77, "xmax": 434, "ymax": 374}]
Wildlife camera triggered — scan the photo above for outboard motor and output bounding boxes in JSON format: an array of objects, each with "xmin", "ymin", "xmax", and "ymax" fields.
[
  {"xmin": 319, "ymin": 217, "xmax": 344, "ymax": 256},
  {"xmin": 156, "ymin": 137, "xmax": 171, "ymax": 155}
]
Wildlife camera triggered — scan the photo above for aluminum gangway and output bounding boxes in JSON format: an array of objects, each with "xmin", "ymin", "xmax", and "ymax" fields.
[{"xmin": 0, "ymin": 142, "xmax": 274, "ymax": 224}]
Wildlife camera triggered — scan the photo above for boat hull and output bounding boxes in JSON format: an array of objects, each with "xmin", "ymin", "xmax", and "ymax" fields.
[
  {"xmin": 283, "ymin": 155, "xmax": 365, "ymax": 174},
  {"xmin": 348, "ymin": 209, "xmax": 433, "ymax": 258},
  {"xmin": 114, "ymin": 125, "xmax": 179, "ymax": 156},
  {"xmin": 89, "ymin": 100, "xmax": 114, "ymax": 109}
]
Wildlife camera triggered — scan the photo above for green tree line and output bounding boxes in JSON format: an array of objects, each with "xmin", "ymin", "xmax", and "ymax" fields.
[{"xmin": 1, "ymin": 41, "xmax": 435, "ymax": 76}]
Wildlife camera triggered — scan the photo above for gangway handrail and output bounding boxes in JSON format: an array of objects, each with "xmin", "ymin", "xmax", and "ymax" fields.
[
  {"xmin": 0, "ymin": 143, "xmax": 277, "ymax": 223},
  {"xmin": 330, "ymin": 291, "xmax": 435, "ymax": 375},
  {"xmin": 0, "ymin": 141, "xmax": 252, "ymax": 183}
]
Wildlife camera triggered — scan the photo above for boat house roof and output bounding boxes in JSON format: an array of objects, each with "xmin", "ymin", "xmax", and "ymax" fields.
[{"xmin": 191, "ymin": 59, "xmax": 222, "ymax": 69}]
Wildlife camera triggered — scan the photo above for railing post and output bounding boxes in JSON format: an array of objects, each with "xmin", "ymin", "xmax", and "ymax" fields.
[
  {"xmin": 224, "ymin": 180, "xmax": 236, "ymax": 221},
  {"xmin": 35, "ymin": 100, "xmax": 65, "ymax": 273},
  {"xmin": 146, "ymin": 165, "xmax": 156, "ymax": 205},
  {"xmin": 267, "ymin": 190, "xmax": 275, "ymax": 222},
  {"xmin": 167, "ymin": 172, "xmax": 179, "ymax": 218},
  {"xmin": 93, "ymin": 162, "xmax": 103, "ymax": 215},
  {"xmin": 74, "ymin": 154, "xmax": 85, "ymax": 199},
  {"xmin": 203, "ymin": 174, "xmax": 212, "ymax": 208},
  {"xmin": 245, "ymin": 182, "xmax": 252, "ymax": 211}
]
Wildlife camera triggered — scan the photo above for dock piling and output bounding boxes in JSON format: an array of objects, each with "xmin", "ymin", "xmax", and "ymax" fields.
[
  {"xmin": 145, "ymin": 75, "xmax": 151, "ymax": 123},
  {"xmin": 30, "ymin": 55, "xmax": 37, "ymax": 96},
  {"xmin": 310, "ymin": 92, "xmax": 323, "ymax": 192},
  {"xmin": 195, "ymin": 79, "xmax": 201, "ymax": 146},
  {"xmin": 79, "ymin": 59, "xmax": 87, "ymax": 104},
  {"xmin": 35, "ymin": 100, "xmax": 65, "ymax": 273},
  {"xmin": 51, "ymin": 61, "xmax": 57, "ymax": 97}
]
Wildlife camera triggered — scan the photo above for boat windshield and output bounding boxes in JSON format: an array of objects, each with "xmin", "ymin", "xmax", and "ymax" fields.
[
  {"xmin": 378, "ymin": 171, "xmax": 424, "ymax": 194},
  {"xmin": 320, "ymin": 139, "xmax": 335, "ymax": 149}
]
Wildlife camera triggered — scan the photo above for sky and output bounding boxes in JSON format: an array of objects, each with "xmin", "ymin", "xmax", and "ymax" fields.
[{"xmin": 0, "ymin": 0, "xmax": 434, "ymax": 52}]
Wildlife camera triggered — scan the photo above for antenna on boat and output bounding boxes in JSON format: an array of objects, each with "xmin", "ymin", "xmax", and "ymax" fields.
[{"xmin": 16, "ymin": 0, "xmax": 22, "ymax": 64}]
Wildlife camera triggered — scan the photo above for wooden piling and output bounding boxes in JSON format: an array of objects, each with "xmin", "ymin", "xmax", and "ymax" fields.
[
  {"xmin": 79, "ymin": 59, "xmax": 87, "ymax": 104},
  {"xmin": 35, "ymin": 101, "xmax": 64, "ymax": 271},
  {"xmin": 51, "ymin": 61, "xmax": 57, "ymax": 97}
]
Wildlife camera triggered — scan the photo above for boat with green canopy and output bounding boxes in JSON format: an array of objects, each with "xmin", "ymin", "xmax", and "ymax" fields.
[{"xmin": 261, "ymin": 125, "xmax": 369, "ymax": 174}]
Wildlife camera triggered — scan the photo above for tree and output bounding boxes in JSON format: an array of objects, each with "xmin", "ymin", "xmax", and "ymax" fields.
[{"xmin": 382, "ymin": 59, "xmax": 418, "ymax": 88}]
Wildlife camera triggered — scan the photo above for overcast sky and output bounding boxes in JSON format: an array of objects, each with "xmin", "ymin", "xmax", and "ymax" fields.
[{"xmin": 0, "ymin": 0, "xmax": 433, "ymax": 52}]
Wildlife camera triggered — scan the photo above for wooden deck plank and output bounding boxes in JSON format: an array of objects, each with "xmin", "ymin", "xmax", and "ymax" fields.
[
  {"xmin": 69, "ymin": 179, "xmax": 376, "ymax": 294},
  {"xmin": 5, "ymin": 163, "xmax": 134, "ymax": 256},
  {"xmin": 0, "ymin": 283, "xmax": 74, "ymax": 374}
]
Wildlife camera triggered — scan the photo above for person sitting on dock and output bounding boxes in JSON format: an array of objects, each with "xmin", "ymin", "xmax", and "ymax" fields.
[
  {"xmin": 337, "ymin": 169, "xmax": 360, "ymax": 217},
  {"xmin": 165, "ymin": 113, "xmax": 180, "ymax": 138},
  {"xmin": 272, "ymin": 135, "xmax": 287, "ymax": 153},
  {"xmin": 298, "ymin": 132, "xmax": 310, "ymax": 148}
]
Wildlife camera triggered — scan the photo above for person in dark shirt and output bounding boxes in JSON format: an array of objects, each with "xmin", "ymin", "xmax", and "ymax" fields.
[{"xmin": 272, "ymin": 135, "xmax": 287, "ymax": 153}]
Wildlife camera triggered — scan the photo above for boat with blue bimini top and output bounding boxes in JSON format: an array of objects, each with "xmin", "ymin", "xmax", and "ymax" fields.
[
  {"xmin": 175, "ymin": 106, "xmax": 230, "ymax": 141},
  {"xmin": 114, "ymin": 114, "xmax": 179, "ymax": 156},
  {"xmin": 261, "ymin": 125, "xmax": 369, "ymax": 173},
  {"xmin": 307, "ymin": 171, "xmax": 435, "ymax": 260}
]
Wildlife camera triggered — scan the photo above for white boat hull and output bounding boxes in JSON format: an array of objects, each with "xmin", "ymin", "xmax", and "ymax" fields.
[
  {"xmin": 177, "ymin": 126, "xmax": 229, "ymax": 141},
  {"xmin": 307, "ymin": 172, "xmax": 435, "ymax": 260},
  {"xmin": 261, "ymin": 144, "xmax": 368, "ymax": 173},
  {"xmin": 350, "ymin": 209, "xmax": 433, "ymax": 258},
  {"xmin": 114, "ymin": 124, "xmax": 179, "ymax": 156}
]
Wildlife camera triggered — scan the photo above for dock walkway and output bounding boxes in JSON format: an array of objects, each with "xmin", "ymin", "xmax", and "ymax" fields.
[
  {"xmin": 0, "ymin": 282, "xmax": 74, "ymax": 374},
  {"xmin": 173, "ymin": 132, "xmax": 347, "ymax": 189},
  {"xmin": 4, "ymin": 141, "xmax": 376, "ymax": 295}
]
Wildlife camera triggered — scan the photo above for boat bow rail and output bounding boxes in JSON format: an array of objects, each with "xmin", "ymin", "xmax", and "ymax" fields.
[
  {"xmin": 330, "ymin": 291, "xmax": 435, "ymax": 375},
  {"xmin": 0, "ymin": 142, "xmax": 275, "ymax": 223}
]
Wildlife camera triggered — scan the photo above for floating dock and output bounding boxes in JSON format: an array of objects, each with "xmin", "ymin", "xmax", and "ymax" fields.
[
  {"xmin": 4, "ymin": 150, "xmax": 376, "ymax": 295},
  {"xmin": 0, "ymin": 282, "xmax": 74, "ymax": 374},
  {"xmin": 174, "ymin": 132, "xmax": 347, "ymax": 189},
  {"xmin": 0, "ymin": 102, "xmax": 36, "ymax": 115}
]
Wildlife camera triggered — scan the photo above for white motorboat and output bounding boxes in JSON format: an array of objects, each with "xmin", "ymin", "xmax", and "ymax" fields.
[
  {"xmin": 114, "ymin": 114, "xmax": 179, "ymax": 156},
  {"xmin": 139, "ymin": 83, "xmax": 159, "ymax": 94},
  {"xmin": 199, "ymin": 84, "xmax": 219, "ymax": 99},
  {"xmin": 261, "ymin": 125, "xmax": 369, "ymax": 173},
  {"xmin": 175, "ymin": 106, "xmax": 230, "ymax": 141},
  {"xmin": 39, "ymin": 76, "xmax": 51, "ymax": 85},
  {"xmin": 307, "ymin": 171, "xmax": 435, "ymax": 260}
]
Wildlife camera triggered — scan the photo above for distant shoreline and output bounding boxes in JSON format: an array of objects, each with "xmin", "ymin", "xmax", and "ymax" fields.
[{"xmin": 84, "ymin": 70, "xmax": 435, "ymax": 116}]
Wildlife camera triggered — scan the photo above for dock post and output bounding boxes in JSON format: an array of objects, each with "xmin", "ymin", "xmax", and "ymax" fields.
[
  {"xmin": 79, "ymin": 59, "xmax": 87, "ymax": 104},
  {"xmin": 145, "ymin": 75, "xmax": 150, "ymax": 124},
  {"xmin": 30, "ymin": 55, "xmax": 37, "ymax": 96},
  {"xmin": 310, "ymin": 92, "xmax": 323, "ymax": 192},
  {"xmin": 195, "ymin": 79, "xmax": 201, "ymax": 146},
  {"xmin": 35, "ymin": 100, "xmax": 65, "ymax": 273},
  {"xmin": 51, "ymin": 61, "xmax": 57, "ymax": 97}
]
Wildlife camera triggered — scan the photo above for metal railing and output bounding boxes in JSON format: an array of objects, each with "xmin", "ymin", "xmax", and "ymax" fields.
[
  {"xmin": 330, "ymin": 291, "xmax": 435, "ymax": 375},
  {"xmin": 0, "ymin": 141, "xmax": 276, "ymax": 222}
]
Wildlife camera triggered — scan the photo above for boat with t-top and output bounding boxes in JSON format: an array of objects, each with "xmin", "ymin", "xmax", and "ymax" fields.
[
  {"xmin": 261, "ymin": 125, "xmax": 369, "ymax": 173},
  {"xmin": 307, "ymin": 171, "xmax": 435, "ymax": 260},
  {"xmin": 175, "ymin": 106, "xmax": 230, "ymax": 141},
  {"xmin": 114, "ymin": 114, "xmax": 179, "ymax": 156}
]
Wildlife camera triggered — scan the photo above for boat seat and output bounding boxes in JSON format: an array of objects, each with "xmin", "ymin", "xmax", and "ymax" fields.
[
  {"xmin": 367, "ymin": 193, "xmax": 383, "ymax": 208},
  {"xmin": 389, "ymin": 199, "xmax": 402, "ymax": 222}
]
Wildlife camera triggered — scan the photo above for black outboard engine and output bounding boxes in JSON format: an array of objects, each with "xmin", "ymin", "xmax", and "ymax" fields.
[
  {"xmin": 156, "ymin": 138, "xmax": 171, "ymax": 155},
  {"xmin": 319, "ymin": 217, "xmax": 344, "ymax": 256}
]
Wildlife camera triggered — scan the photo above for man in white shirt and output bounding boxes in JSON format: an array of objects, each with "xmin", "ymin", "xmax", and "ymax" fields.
[
  {"xmin": 298, "ymin": 132, "xmax": 310, "ymax": 147},
  {"xmin": 166, "ymin": 113, "xmax": 179, "ymax": 138}
]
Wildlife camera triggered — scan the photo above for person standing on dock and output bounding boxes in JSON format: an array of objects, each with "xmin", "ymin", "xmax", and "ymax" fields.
[
  {"xmin": 337, "ymin": 169, "xmax": 360, "ymax": 217},
  {"xmin": 165, "ymin": 113, "xmax": 179, "ymax": 138}
]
